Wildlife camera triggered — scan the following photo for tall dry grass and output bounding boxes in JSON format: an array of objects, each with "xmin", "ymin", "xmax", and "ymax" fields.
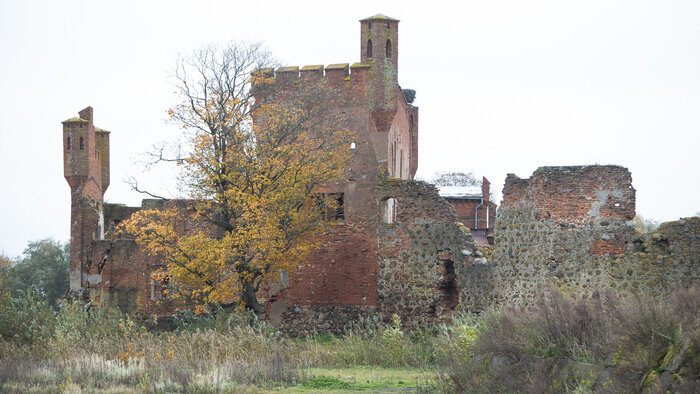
[{"xmin": 437, "ymin": 286, "xmax": 700, "ymax": 393}]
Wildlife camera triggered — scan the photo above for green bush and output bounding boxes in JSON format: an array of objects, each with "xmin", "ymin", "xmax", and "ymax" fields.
[{"xmin": 0, "ymin": 290, "xmax": 56, "ymax": 345}]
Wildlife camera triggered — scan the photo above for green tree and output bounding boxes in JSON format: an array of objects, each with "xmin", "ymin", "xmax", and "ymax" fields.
[
  {"xmin": 6, "ymin": 239, "xmax": 69, "ymax": 307},
  {"xmin": 0, "ymin": 254, "xmax": 12, "ymax": 301}
]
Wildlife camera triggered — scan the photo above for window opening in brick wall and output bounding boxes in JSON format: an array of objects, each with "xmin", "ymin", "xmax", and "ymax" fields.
[
  {"xmin": 112, "ymin": 219, "xmax": 122, "ymax": 233},
  {"xmin": 392, "ymin": 141, "xmax": 397, "ymax": 176},
  {"xmin": 150, "ymin": 272, "xmax": 169, "ymax": 301},
  {"xmin": 332, "ymin": 193, "xmax": 344, "ymax": 220},
  {"xmin": 386, "ymin": 39, "xmax": 392, "ymax": 58},
  {"xmin": 79, "ymin": 136, "xmax": 84, "ymax": 150},
  {"xmin": 367, "ymin": 39, "xmax": 373, "ymax": 58},
  {"xmin": 66, "ymin": 136, "xmax": 71, "ymax": 151},
  {"xmin": 381, "ymin": 197, "xmax": 397, "ymax": 224},
  {"xmin": 317, "ymin": 193, "xmax": 344, "ymax": 221}
]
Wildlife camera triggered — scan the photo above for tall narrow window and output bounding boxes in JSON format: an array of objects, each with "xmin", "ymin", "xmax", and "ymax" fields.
[
  {"xmin": 367, "ymin": 39, "xmax": 373, "ymax": 58},
  {"xmin": 392, "ymin": 141, "xmax": 396, "ymax": 176},
  {"xmin": 79, "ymin": 136, "xmax": 84, "ymax": 150},
  {"xmin": 386, "ymin": 39, "xmax": 392, "ymax": 58},
  {"xmin": 66, "ymin": 136, "xmax": 71, "ymax": 151},
  {"xmin": 382, "ymin": 198, "xmax": 397, "ymax": 224}
]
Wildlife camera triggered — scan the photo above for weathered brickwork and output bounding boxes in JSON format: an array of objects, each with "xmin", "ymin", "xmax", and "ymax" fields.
[
  {"xmin": 62, "ymin": 17, "xmax": 699, "ymax": 332},
  {"xmin": 441, "ymin": 177, "xmax": 497, "ymax": 246},
  {"xmin": 458, "ymin": 166, "xmax": 699, "ymax": 310},
  {"xmin": 271, "ymin": 178, "xmax": 477, "ymax": 335},
  {"xmin": 62, "ymin": 15, "xmax": 471, "ymax": 328}
]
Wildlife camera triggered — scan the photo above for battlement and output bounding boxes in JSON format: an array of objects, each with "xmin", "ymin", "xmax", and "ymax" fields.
[{"xmin": 254, "ymin": 62, "xmax": 376, "ymax": 91}]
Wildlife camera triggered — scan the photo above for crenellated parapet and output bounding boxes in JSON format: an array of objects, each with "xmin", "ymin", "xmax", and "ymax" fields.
[{"xmin": 254, "ymin": 62, "xmax": 373, "ymax": 93}]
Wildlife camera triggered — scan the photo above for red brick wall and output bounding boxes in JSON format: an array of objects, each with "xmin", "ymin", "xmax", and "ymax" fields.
[
  {"xmin": 501, "ymin": 165, "xmax": 635, "ymax": 226},
  {"xmin": 285, "ymin": 225, "xmax": 378, "ymax": 306}
]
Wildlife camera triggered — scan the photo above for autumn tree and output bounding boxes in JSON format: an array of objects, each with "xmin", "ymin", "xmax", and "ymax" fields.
[{"xmin": 121, "ymin": 42, "xmax": 353, "ymax": 314}]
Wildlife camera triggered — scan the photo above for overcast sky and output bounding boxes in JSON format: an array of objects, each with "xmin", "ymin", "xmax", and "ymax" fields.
[{"xmin": 1, "ymin": 0, "xmax": 698, "ymax": 257}]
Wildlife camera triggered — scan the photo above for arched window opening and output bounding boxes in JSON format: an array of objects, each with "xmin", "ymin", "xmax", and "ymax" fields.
[
  {"xmin": 368, "ymin": 21, "xmax": 372, "ymax": 30},
  {"xmin": 385, "ymin": 21, "xmax": 390, "ymax": 29},
  {"xmin": 409, "ymin": 114, "xmax": 414, "ymax": 129},
  {"xmin": 79, "ymin": 136, "xmax": 84, "ymax": 150},
  {"xmin": 367, "ymin": 39, "xmax": 373, "ymax": 58},
  {"xmin": 381, "ymin": 197, "xmax": 397, "ymax": 224},
  {"xmin": 66, "ymin": 136, "xmax": 71, "ymax": 151},
  {"xmin": 386, "ymin": 39, "xmax": 392, "ymax": 58}
]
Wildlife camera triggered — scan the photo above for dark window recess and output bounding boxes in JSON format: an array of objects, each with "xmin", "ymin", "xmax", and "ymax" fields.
[
  {"xmin": 79, "ymin": 136, "xmax": 84, "ymax": 150},
  {"xmin": 318, "ymin": 193, "xmax": 344, "ymax": 221},
  {"xmin": 367, "ymin": 39, "xmax": 373, "ymax": 58},
  {"xmin": 386, "ymin": 39, "xmax": 392, "ymax": 58},
  {"xmin": 66, "ymin": 136, "xmax": 71, "ymax": 151},
  {"xmin": 439, "ymin": 260, "xmax": 458, "ymax": 311},
  {"xmin": 151, "ymin": 273, "xmax": 169, "ymax": 301}
]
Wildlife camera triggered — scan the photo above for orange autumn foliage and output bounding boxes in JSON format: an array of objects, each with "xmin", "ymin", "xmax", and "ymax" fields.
[{"xmin": 120, "ymin": 43, "xmax": 353, "ymax": 313}]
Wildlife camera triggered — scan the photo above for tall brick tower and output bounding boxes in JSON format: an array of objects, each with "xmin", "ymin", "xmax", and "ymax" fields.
[
  {"xmin": 62, "ymin": 107, "xmax": 110, "ymax": 291},
  {"xmin": 360, "ymin": 14, "xmax": 400, "ymax": 134}
]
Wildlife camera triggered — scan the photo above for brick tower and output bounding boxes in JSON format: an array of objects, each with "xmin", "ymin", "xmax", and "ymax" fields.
[
  {"xmin": 62, "ymin": 107, "xmax": 110, "ymax": 291},
  {"xmin": 360, "ymin": 14, "xmax": 400, "ymax": 134}
]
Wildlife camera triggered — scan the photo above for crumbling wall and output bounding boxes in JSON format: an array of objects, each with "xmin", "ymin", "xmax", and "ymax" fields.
[
  {"xmin": 272, "ymin": 178, "xmax": 478, "ymax": 335},
  {"xmin": 375, "ymin": 179, "xmax": 476, "ymax": 320},
  {"xmin": 459, "ymin": 166, "xmax": 699, "ymax": 309}
]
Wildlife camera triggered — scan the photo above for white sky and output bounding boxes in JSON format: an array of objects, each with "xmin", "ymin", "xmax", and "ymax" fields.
[{"xmin": 1, "ymin": 0, "xmax": 698, "ymax": 257}]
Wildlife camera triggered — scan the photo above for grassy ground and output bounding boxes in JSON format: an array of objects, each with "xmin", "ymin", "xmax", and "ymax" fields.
[{"xmin": 1, "ymin": 287, "xmax": 699, "ymax": 392}]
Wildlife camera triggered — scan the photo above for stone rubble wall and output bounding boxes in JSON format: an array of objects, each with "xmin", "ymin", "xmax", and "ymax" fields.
[{"xmin": 458, "ymin": 166, "xmax": 699, "ymax": 309}]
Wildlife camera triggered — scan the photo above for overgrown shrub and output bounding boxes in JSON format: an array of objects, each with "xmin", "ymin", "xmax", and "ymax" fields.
[
  {"xmin": 0, "ymin": 290, "xmax": 56, "ymax": 345},
  {"xmin": 439, "ymin": 287, "xmax": 700, "ymax": 393}
]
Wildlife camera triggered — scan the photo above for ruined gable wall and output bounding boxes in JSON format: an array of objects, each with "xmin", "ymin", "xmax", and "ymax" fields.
[{"xmin": 459, "ymin": 165, "xmax": 699, "ymax": 309}]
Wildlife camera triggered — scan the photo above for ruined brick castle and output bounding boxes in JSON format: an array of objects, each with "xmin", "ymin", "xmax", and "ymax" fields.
[{"xmin": 63, "ymin": 15, "xmax": 699, "ymax": 332}]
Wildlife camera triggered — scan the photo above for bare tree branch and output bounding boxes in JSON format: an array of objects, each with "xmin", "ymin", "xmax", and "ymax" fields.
[{"xmin": 125, "ymin": 176, "xmax": 171, "ymax": 200}]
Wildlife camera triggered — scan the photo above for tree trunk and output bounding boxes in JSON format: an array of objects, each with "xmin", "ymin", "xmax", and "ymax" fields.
[{"xmin": 241, "ymin": 281, "xmax": 265, "ymax": 315}]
